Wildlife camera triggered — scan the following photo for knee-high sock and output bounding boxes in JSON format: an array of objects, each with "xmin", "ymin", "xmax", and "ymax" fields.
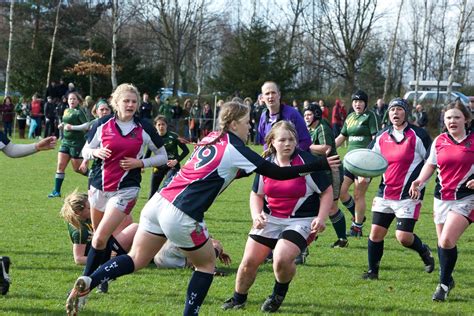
[
  {"xmin": 54, "ymin": 173, "xmax": 65, "ymax": 193},
  {"xmin": 83, "ymin": 246, "xmax": 106, "ymax": 277},
  {"xmin": 342, "ymin": 196, "xmax": 355, "ymax": 218},
  {"xmin": 272, "ymin": 279, "xmax": 290, "ymax": 298},
  {"xmin": 330, "ymin": 209, "xmax": 347, "ymax": 239},
  {"xmin": 368, "ymin": 239, "xmax": 384, "ymax": 274},
  {"xmin": 406, "ymin": 234, "xmax": 426, "ymax": 255},
  {"xmin": 89, "ymin": 255, "xmax": 135, "ymax": 290},
  {"xmin": 183, "ymin": 271, "xmax": 214, "ymax": 316},
  {"xmin": 438, "ymin": 246, "xmax": 457, "ymax": 286}
]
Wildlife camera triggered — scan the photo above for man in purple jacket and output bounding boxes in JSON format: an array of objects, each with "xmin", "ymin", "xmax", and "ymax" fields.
[{"xmin": 258, "ymin": 81, "xmax": 311, "ymax": 151}]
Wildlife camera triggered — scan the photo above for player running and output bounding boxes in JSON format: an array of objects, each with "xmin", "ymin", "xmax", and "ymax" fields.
[
  {"xmin": 410, "ymin": 100, "xmax": 473, "ymax": 302},
  {"xmin": 362, "ymin": 98, "xmax": 434, "ymax": 280},
  {"xmin": 335, "ymin": 90, "xmax": 379, "ymax": 237}
]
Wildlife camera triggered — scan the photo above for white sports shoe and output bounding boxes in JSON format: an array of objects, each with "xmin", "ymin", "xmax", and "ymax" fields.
[{"xmin": 66, "ymin": 276, "xmax": 92, "ymax": 316}]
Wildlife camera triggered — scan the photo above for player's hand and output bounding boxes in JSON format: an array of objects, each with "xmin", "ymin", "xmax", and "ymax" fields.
[
  {"xmin": 35, "ymin": 136, "xmax": 57, "ymax": 151},
  {"xmin": 64, "ymin": 123, "xmax": 73, "ymax": 131},
  {"xmin": 466, "ymin": 179, "xmax": 474, "ymax": 190},
  {"xmin": 252, "ymin": 212, "xmax": 267, "ymax": 229},
  {"xmin": 218, "ymin": 252, "xmax": 232, "ymax": 266},
  {"xmin": 120, "ymin": 157, "xmax": 143, "ymax": 170},
  {"xmin": 78, "ymin": 160, "xmax": 89, "ymax": 174},
  {"xmin": 409, "ymin": 179, "xmax": 423, "ymax": 200},
  {"xmin": 93, "ymin": 145, "xmax": 112, "ymax": 160},
  {"xmin": 167, "ymin": 159, "xmax": 178, "ymax": 168},
  {"xmin": 311, "ymin": 217, "xmax": 326, "ymax": 234},
  {"xmin": 327, "ymin": 154, "xmax": 341, "ymax": 170}
]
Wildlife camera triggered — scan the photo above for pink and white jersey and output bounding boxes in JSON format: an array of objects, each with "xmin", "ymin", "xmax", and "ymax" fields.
[
  {"xmin": 427, "ymin": 132, "xmax": 474, "ymax": 200},
  {"xmin": 85, "ymin": 115, "xmax": 164, "ymax": 192},
  {"xmin": 160, "ymin": 131, "xmax": 266, "ymax": 222},
  {"xmin": 252, "ymin": 150, "xmax": 331, "ymax": 218},
  {"xmin": 370, "ymin": 124, "xmax": 431, "ymax": 200}
]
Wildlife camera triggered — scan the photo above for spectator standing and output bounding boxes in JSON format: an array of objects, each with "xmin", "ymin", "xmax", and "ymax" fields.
[
  {"xmin": 252, "ymin": 95, "xmax": 266, "ymax": 145},
  {"xmin": 171, "ymin": 99, "xmax": 183, "ymax": 134},
  {"xmin": 331, "ymin": 99, "xmax": 346, "ymax": 137},
  {"xmin": 373, "ymin": 98, "xmax": 387, "ymax": 128},
  {"xmin": 257, "ymin": 81, "xmax": 311, "ymax": 151},
  {"xmin": 200, "ymin": 102, "xmax": 213, "ymax": 138},
  {"xmin": 1, "ymin": 96, "xmax": 14, "ymax": 137},
  {"xmin": 30, "ymin": 94, "xmax": 43, "ymax": 138},
  {"xmin": 56, "ymin": 79, "xmax": 68, "ymax": 99},
  {"xmin": 15, "ymin": 97, "xmax": 29, "ymax": 139},
  {"xmin": 139, "ymin": 93, "xmax": 153, "ymax": 122},
  {"xmin": 56, "ymin": 96, "xmax": 69, "ymax": 139},
  {"xmin": 319, "ymin": 99, "xmax": 330, "ymax": 124},
  {"xmin": 188, "ymin": 100, "xmax": 201, "ymax": 142},
  {"xmin": 44, "ymin": 96, "xmax": 57, "ymax": 137},
  {"xmin": 414, "ymin": 104, "xmax": 428, "ymax": 129},
  {"xmin": 244, "ymin": 98, "xmax": 255, "ymax": 142}
]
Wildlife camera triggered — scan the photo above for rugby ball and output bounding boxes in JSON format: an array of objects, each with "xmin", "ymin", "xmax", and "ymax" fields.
[{"xmin": 343, "ymin": 149, "xmax": 388, "ymax": 178}]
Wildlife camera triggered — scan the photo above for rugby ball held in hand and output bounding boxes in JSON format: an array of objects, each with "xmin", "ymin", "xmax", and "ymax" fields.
[{"xmin": 343, "ymin": 149, "xmax": 388, "ymax": 178}]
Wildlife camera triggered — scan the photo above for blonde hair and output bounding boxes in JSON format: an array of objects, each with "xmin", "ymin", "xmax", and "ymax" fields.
[
  {"xmin": 197, "ymin": 101, "xmax": 249, "ymax": 146},
  {"xmin": 60, "ymin": 189, "xmax": 88, "ymax": 230},
  {"xmin": 262, "ymin": 120, "xmax": 298, "ymax": 158},
  {"xmin": 110, "ymin": 83, "xmax": 141, "ymax": 112}
]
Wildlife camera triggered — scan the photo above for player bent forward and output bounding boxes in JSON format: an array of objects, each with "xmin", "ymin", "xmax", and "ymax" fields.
[{"xmin": 222, "ymin": 121, "xmax": 333, "ymax": 313}]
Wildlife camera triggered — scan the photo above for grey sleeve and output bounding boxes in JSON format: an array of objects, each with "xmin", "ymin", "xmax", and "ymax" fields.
[{"xmin": 2, "ymin": 143, "xmax": 37, "ymax": 158}]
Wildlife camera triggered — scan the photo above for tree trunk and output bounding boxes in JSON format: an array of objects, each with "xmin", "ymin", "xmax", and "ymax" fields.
[
  {"xmin": 4, "ymin": 0, "xmax": 14, "ymax": 97},
  {"xmin": 447, "ymin": 0, "xmax": 469, "ymax": 99},
  {"xmin": 111, "ymin": 0, "xmax": 118, "ymax": 90},
  {"xmin": 383, "ymin": 0, "xmax": 403, "ymax": 101},
  {"xmin": 46, "ymin": 0, "xmax": 61, "ymax": 90}
]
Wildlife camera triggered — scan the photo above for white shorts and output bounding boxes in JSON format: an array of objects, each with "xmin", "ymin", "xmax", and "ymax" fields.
[
  {"xmin": 371, "ymin": 197, "xmax": 421, "ymax": 220},
  {"xmin": 88, "ymin": 186, "xmax": 139, "ymax": 215},
  {"xmin": 249, "ymin": 214, "xmax": 313, "ymax": 241},
  {"xmin": 140, "ymin": 193, "xmax": 210, "ymax": 249},
  {"xmin": 153, "ymin": 241, "xmax": 187, "ymax": 269},
  {"xmin": 433, "ymin": 196, "xmax": 474, "ymax": 225}
]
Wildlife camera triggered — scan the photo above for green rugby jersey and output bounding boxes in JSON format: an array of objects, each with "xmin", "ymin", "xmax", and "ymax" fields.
[
  {"xmin": 62, "ymin": 107, "xmax": 89, "ymax": 145},
  {"xmin": 67, "ymin": 219, "xmax": 93, "ymax": 245},
  {"xmin": 341, "ymin": 110, "xmax": 379, "ymax": 151}
]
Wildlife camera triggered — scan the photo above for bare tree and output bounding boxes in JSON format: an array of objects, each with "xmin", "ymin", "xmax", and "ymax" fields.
[
  {"xmin": 4, "ymin": 0, "xmax": 14, "ymax": 96},
  {"xmin": 320, "ymin": 0, "xmax": 379, "ymax": 92},
  {"xmin": 446, "ymin": 0, "xmax": 473, "ymax": 98},
  {"xmin": 46, "ymin": 0, "xmax": 61, "ymax": 90},
  {"xmin": 143, "ymin": 0, "xmax": 202, "ymax": 96},
  {"xmin": 383, "ymin": 0, "xmax": 404, "ymax": 101}
]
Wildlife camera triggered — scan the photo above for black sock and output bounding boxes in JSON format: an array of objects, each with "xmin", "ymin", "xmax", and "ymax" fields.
[
  {"xmin": 232, "ymin": 291, "xmax": 247, "ymax": 304},
  {"xmin": 438, "ymin": 245, "xmax": 457, "ymax": 286},
  {"xmin": 367, "ymin": 239, "xmax": 384, "ymax": 274},
  {"xmin": 342, "ymin": 197, "xmax": 355, "ymax": 218},
  {"xmin": 183, "ymin": 271, "xmax": 214, "ymax": 316},
  {"xmin": 330, "ymin": 209, "xmax": 347, "ymax": 240},
  {"xmin": 272, "ymin": 279, "xmax": 290, "ymax": 298},
  {"xmin": 406, "ymin": 234, "xmax": 425, "ymax": 254},
  {"xmin": 83, "ymin": 246, "xmax": 106, "ymax": 276},
  {"xmin": 89, "ymin": 255, "xmax": 135, "ymax": 290}
]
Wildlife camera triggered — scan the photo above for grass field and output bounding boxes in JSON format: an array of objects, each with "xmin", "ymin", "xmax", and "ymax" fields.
[{"xmin": 0, "ymin": 137, "xmax": 473, "ymax": 315}]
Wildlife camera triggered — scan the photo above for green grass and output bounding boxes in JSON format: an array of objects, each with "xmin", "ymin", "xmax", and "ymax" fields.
[{"xmin": 0, "ymin": 138, "xmax": 473, "ymax": 315}]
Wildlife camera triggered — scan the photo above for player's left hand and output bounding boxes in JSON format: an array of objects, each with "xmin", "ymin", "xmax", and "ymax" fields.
[
  {"xmin": 35, "ymin": 136, "xmax": 57, "ymax": 151},
  {"xmin": 218, "ymin": 252, "xmax": 232, "ymax": 266},
  {"xmin": 311, "ymin": 217, "xmax": 326, "ymax": 234},
  {"xmin": 120, "ymin": 157, "xmax": 144, "ymax": 170}
]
